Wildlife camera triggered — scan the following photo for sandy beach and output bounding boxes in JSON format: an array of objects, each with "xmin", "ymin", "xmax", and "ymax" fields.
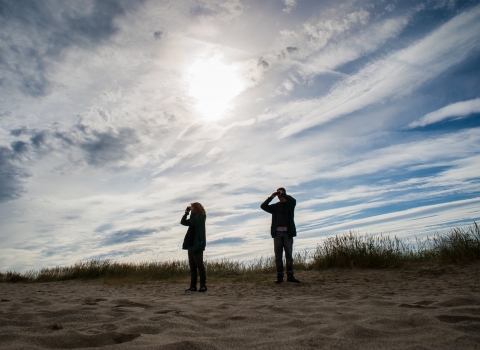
[{"xmin": 1, "ymin": 263, "xmax": 479, "ymax": 349}]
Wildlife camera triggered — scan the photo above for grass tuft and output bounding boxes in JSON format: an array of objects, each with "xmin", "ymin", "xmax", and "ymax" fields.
[
  {"xmin": 430, "ymin": 222, "xmax": 480, "ymax": 263},
  {"xmin": 2, "ymin": 223, "xmax": 479, "ymax": 283}
]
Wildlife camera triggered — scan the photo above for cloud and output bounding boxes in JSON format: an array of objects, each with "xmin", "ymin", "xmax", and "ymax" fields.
[
  {"xmin": 274, "ymin": 79, "xmax": 295, "ymax": 96},
  {"xmin": 30, "ymin": 131, "xmax": 48, "ymax": 148},
  {"xmin": 282, "ymin": 0, "xmax": 297, "ymax": 13},
  {"xmin": 8, "ymin": 127, "xmax": 59, "ymax": 157},
  {"xmin": 10, "ymin": 128, "xmax": 28, "ymax": 137},
  {"xmin": 80, "ymin": 128, "xmax": 140, "ymax": 167},
  {"xmin": 304, "ymin": 16, "xmax": 409, "ymax": 73},
  {"xmin": 10, "ymin": 141, "xmax": 28, "ymax": 154},
  {"xmin": 385, "ymin": 4, "xmax": 395, "ymax": 12},
  {"xmin": 7, "ymin": 120, "xmax": 142, "ymax": 172},
  {"xmin": 102, "ymin": 228, "xmax": 156, "ymax": 246},
  {"xmin": 1, "ymin": 1, "xmax": 479, "ymax": 272},
  {"xmin": 208, "ymin": 237, "xmax": 245, "ymax": 245},
  {"xmin": 320, "ymin": 128, "xmax": 480, "ymax": 180},
  {"xmin": 0, "ymin": 147, "xmax": 29, "ymax": 203},
  {"xmin": 3, "ymin": 111, "xmax": 146, "ymax": 191},
  {"xmin": 301, "ymin": 9, "xmax": 371, "ymax": 52},
  {"xmin": 206, "ymin": 147, "xmax": 223, "ymax": 158},
  {"xmin": 268, "ymin": 4, "xmax": 480, "ymax": 137},
  {"xmin": 152, "ymin": 142, "xmax": 205, "ymax": 175},
  {"xmin": 0, "ymin": 0, "xmax": 139, "ymax": 97},
  {"xmin": 95, "ymin": 223, "xmax": 115, "ymax": 233},
  {"xmin": 297, "ymin": 197, "xmax": 480, "ymax": 245},
  {"xmin": 408, "ymin": 98, "xmax": 480, "ymax": 128},
  {"xmin": 190, "ymin": 0, "xmax": 243, "ymax": 20},
  {"xmin": 257, "ymin": 57, "xmax": 269, "ymax": 69},
  {"xmin": 265, "ymin": 9, "xmax": 413, "ymax": 99}
]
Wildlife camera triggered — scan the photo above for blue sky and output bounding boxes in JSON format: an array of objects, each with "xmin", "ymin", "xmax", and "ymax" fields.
[{"xmin": 1, "ymin": 0, "xmax": 479, "ymax": 272}]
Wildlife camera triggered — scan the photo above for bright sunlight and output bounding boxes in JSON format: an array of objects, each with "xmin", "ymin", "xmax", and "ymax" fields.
[{"xmin": 187, "ymin": 56, "xmax": 245, "ymax": 120}]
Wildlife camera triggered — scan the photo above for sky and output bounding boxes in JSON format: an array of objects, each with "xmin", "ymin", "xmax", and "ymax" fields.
[{"xmin": 1, "ymin": 0, "xmax": 480, "ymax": 272}]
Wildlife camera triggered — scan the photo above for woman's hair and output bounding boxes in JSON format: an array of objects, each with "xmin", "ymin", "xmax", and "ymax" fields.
[{"xmin": 190, "ymin": 202, "xmax": 206, "ymax": 216}]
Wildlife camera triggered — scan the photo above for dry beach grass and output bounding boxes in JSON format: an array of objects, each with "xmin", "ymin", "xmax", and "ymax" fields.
[
  {"xmin": 1, "ymin": 224, "xmax": 480, "ymax": 349},
  {"xmin": 2, "ymin": 223, "xmax": 479, "ymax": 284}
]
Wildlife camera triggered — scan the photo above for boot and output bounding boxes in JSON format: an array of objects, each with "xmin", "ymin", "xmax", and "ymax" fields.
[
  {"xmin": 287, "ymin": 274, "xmax": 300, "ymax": 283},
  {"xmin": 198, "ymin": 283, "xmax": 207, "ymax": 292},
  {"xmin": 185, "ymin": 283, "xmax": 197, "ymax": 292}
]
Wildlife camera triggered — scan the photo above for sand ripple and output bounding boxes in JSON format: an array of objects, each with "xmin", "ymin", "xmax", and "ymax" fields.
[{"xmin": 1, "ymin": 263, "xmax": 479, "ymax": 349}]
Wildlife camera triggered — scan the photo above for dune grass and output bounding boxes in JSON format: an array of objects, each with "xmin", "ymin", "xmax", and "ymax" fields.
[{"xmin": 1, "ymin": 223, "xmax": 479, "ymax": 283}]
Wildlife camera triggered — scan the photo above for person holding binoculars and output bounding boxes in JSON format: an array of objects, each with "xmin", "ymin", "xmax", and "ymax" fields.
[
  {"xmin": 181, "ymin": 202, "xmax": 207, "ymax": 292},
  {"xmin": 261, "ymin": 188, "xmax": 300, "ymax": 284}
]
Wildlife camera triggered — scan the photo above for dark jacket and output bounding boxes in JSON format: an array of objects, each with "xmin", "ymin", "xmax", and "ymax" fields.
[
  {"xmin": 260, "ymin": 192, "xmax": 297, "ymax": 238},
  {"xmin": 181, "ymin": 213, "xmax": 206, "ymax": 253}
]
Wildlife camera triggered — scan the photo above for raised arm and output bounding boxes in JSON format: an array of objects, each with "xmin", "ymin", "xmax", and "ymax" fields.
[
  {"xmin": 181, "ymin": 213, "xmax": 190, "ymax": 226},
  {"xmin": 280, "ymin": 192, "xmax": 296, "ymax": 208},
  {"xmin": 261, "ymin": 194, "xmax": 275, "ymax": 213}
]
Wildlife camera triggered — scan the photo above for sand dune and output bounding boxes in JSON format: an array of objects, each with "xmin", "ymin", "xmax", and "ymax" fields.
[{"xmin": 1, "ymin": 263, "xmax": 479, "ymax": 349}]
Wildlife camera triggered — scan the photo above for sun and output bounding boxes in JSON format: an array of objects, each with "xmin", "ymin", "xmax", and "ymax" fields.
[{"xmin": 187, "ymin": 56, "xmax": 245, "ymax": 120}]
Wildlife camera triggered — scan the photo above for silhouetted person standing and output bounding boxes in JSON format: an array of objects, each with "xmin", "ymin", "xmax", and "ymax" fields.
[
  {"xmin": 261, "ymin": 188, "xmax": 300, "ymax": 284},
  {"xmin": 181, "ymin": 202, "xmax": 207, "ymax": 292}
]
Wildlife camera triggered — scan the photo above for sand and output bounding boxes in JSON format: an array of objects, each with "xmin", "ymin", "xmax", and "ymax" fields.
[{"xmin": 1, "ymin": 263, "xmax": 479, "ymax": 350}]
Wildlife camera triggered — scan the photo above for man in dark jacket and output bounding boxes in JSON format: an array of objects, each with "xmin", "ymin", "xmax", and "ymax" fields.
[{"xmin": 261, "ymin": 187, "xmax": 300, "ymax": 284}]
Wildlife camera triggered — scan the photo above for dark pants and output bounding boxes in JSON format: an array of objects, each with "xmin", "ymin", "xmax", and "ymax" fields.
[
  {"xmin": 274, "ymin": 231, "xmax": 294, "ymax": 278},
  {"xmin": 188, "ymin": 247, "xmax": 206, "ymax": 285}
]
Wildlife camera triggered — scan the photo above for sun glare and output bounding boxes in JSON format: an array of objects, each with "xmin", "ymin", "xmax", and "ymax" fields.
[{"xmin": 187, "ymin": 57, "xmax": 245, "ymax": 120}]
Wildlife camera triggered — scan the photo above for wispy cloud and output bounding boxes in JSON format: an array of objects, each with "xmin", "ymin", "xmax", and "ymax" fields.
[
  {"xmin": 297, "ymin": 197, "xmax": 480, "ymax": 242},
  {"xmin": 1, "ymin": 1, "xmax": 479, "ymax": 272},
  {"xmin": 408, "ymin": 98, "xmax": 480, "ymax": 128},
  {"xmin": 262, "ymin": 4, "xmax": 480, "ymax": 137}
]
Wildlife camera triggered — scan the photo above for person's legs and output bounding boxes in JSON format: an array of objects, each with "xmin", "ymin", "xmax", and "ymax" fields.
[
  {"xmin": 274, "ymin": 232, "xmax": 285, "ymax": 281},
  {"xmin": 193, "ymin": 251, "xmax": 206, "ymax": 284},
  {"xmin": 187, "ymin": 247, "xmax": 198, "ymax": 290},
  {"xmin": 284, "ymin": 235, "xmax": 294, "ymax": 276},
  {"xmin": 283, "ymin": 235, "xmax": 300, "ymax": 283}
]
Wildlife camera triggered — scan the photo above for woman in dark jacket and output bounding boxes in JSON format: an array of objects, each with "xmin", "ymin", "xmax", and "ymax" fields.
[{"xmin": 181, "ymin": 202, "xmax": 207, "ymax": 292}]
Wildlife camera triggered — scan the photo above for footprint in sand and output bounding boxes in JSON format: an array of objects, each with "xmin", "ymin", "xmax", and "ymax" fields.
[
  {"xmin": 436, "ymin": 298, "xmax": 480, "ymax": 307},
  {"xmin": 227, "ymin": 316, "xmax": 246, "ymax": 321},
  {"xmin": 398, "ymin": 301, "xmax": 438, "ymax": 309},
  {"xmin": 159, "ymin": 340, "xmax": 218, "ymax": 350},
  {"xmin": 155, "ymin": 309, "xmax": 181, "ymax": 314},
  {"xmin": 454, "ymin": 307, "xmax": 480, "ymax": 316},
  {"xmin": 98, "ymin": 323, "xmax": 119, "ymax": 331},
  {"xmin": 1, "ymin": 330, "xmax": 140, "ymax": 349},
  {"xmin": 454, "ymin": 335, "xmax": 480, "ymax": 346},
  {"xmin": 83, "ymin": 297, "xmax": 107, "ymax": 306},
  {"xmin": 436, "ymin": 315, "xmax": 480, "ymax": 323},
  {"xmin": 113, "ymin": 299, "xmax": 152, "ymax": 309},
  {"xmin": 123, "ymin": 325, "xmax": 163, "ymax": 334},
  {"xmin": 49, "ymin": 324, "xmax": 63, "ymax": 330}
]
